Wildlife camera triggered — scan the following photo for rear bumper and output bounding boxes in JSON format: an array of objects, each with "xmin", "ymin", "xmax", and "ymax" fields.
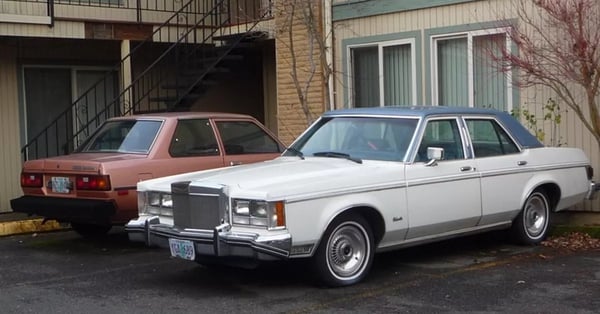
[
  {"xmin": 586, "ymin": 181, "xmax": 600, "ymax": 200},
  {"xmin": 10, "ymin": 195, "xmax": 116, "ymax": 225}
]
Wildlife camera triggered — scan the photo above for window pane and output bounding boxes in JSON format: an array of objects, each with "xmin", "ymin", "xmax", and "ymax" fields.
[
  {"xmin": 466, "ymin": 119, "xmax": 519, "ymax": 157},
  {"xmin": 170, "ymin": 119, "xmax": 219, "ymax": 157},
  {"xmin": 216, "ymin": 121, "xmax": 281, "ymax": 154},
  {"xmin": 437, "ymin": 38, "xmax": 468, "ymax": 106},
  {"xmin": 383, "ymin": 44, "xmax": 412, "ymax": 106},
  {"xmin": 352, "ymin": 46, "xmax": 380, "ymax": 107},
  {"xmin": 474, "ymin": 34, "xmax": 507, "ymax": 110},
  {"xmin": 417, "ymin": 119, "xmax": 464, "ymax": 161},
  {"xmin": 82, "ymin": 120, "xmax": 161, "ymax": 154}
]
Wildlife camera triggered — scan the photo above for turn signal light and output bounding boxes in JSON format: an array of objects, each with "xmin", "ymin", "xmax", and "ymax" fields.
[
  {"xmin": 76, "ymin": 175, "xmax": 111, "ymax": 191},
  {"xmin": 21, "ymin": 173, "xmax": 43, "ymax": 188}
]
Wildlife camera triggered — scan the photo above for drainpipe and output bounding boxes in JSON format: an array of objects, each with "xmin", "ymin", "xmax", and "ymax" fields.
[
  {"xmin": 323, "ymin": 0, "xmax": 334, "ymax": 110},
  {"xmin": 47, "ymin": 0, "xmax": 55, "ymax": 27}
]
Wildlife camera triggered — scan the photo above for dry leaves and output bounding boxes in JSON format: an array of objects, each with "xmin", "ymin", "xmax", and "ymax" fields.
[{"xmin": 541, "ymin": 232, "xmax": 600, "ymax": 250}]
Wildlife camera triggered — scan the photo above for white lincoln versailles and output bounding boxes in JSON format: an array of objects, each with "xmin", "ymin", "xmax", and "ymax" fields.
[{"xmin": 126, "ymin": 107, "xmax": 597, "ymax": 286}]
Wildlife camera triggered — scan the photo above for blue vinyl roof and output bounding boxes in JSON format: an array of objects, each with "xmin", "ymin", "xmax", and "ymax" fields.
[{"xmin": 322, "ymin": 106, "xmax": 543, "ymax": 149}]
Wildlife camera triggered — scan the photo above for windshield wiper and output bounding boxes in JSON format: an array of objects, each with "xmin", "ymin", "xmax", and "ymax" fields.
[
  {"xmin": 285, "ymin": 147, "xmax": 305, "ymax": 160},
  {"xmin": 313, "ymin": 151, "xmax": 362, "ymax": 164}
]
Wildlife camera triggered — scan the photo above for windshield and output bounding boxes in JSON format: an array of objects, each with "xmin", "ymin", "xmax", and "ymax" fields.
[
  {"xmin": 78, "ymin": 120, "xmax": 162, "ymax": 154},
  {"xmin": 287, "ymin": 116, "xmax": 418, "ymax": 161}
]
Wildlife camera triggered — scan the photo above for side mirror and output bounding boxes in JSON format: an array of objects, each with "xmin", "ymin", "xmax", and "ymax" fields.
[{"xmin": 425, "ymin": 147, "xmax": 444, "ymax": 167}]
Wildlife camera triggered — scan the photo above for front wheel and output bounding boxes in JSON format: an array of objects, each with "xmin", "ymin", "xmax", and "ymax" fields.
[
  {"xmin": 312, "ymin": 213, "xmax": 374, "ymax": 287},
  {"xmin": 510, "ymin": 189, "xmax": 551, "ymax": 245}
]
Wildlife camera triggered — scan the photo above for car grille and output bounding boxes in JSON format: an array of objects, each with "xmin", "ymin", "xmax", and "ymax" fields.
[{"xmin": 172, "ymin": 182, "xmax": 226, "ymax": 230}]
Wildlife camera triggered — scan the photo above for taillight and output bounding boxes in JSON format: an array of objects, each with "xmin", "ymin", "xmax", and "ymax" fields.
[
  {"xmin": 21, "ymin": 173, "xmax": 43, "ymax": 188},
  {"xmin": 586, "ymin": 165, "xmax": 594, "ymax": 180},
  {"xmin": 76, "ymin": 175, "xmax": 111, "ymax": 191}
]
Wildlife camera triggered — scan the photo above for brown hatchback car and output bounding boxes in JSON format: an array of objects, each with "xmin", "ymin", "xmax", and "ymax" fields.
[{"xmin": 11, "ymin": 112, "xmax": 284, "ymax": 237}]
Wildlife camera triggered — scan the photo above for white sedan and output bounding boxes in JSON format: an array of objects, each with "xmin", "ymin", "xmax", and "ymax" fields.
[{"xmin": 126, "ymin": 106, "xmax": 597, "ymax": 286}]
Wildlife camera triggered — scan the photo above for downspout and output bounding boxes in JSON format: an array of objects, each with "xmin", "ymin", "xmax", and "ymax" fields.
[{"xmin": 324, "ymin": 0, "xmax": 334, "ymax": 110}]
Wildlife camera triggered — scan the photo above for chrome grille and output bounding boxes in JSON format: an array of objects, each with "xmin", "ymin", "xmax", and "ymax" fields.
[{"xmin": 172, "ymin": 182, "xmax": 225, "ymax": 230}]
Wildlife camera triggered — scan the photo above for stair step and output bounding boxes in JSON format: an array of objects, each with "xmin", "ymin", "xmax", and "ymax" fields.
[
  {"xmin": 213, "ymin": 31, "xmax": 268, "ymax": 42},
  {"xmin": 162, "ymin": 80, "xmax": 218, "ymax": 90}
]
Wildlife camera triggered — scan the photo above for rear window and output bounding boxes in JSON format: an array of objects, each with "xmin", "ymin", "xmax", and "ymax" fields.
[{"xmin": 80, "ymin": 120, "xmax": 162, "ymax": 154}]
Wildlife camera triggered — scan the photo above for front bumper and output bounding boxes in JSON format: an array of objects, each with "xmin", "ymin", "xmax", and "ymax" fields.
[
  {"xmin": 126, "ymin": 216, "xmax": 292, "ymax": 261},
  {"xmin": 10, "ymin": 195, "xmax": 115, "ymax": 225}
]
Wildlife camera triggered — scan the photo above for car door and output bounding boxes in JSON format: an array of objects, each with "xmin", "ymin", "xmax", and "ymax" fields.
[
  {"xmin": 405, "ymin": 117, "xmax": 482, "ymax": 239},
  {"xmin": 464, "ymin": 118, "xmax": 528, "ymax": 225},
  {"xmin": 214, "ymin": 119, "xmax": 283, "ymax": 166}
]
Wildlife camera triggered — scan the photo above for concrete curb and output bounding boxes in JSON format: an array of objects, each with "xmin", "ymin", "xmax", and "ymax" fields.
[{"xmin": 0, "ymin": 213, "xmax": 67, "ymax": 237}]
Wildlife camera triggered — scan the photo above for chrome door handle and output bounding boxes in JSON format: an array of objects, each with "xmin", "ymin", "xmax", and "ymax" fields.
[
  {"xmin": 460, "ymin": 166, "xmax": 474, "ymax": 172},
  {"xmin": 517, "ymin": 161, "xmax": 527, "ymax": 166},
  {"xmin": 230, "ymin": 161, "xmax": 242, "ymax": 166}
]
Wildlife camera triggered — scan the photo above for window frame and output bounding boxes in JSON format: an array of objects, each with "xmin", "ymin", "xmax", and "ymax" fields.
[
  {"xmin": 430, "ymin": 27, "xmax": 513, "ymax": 111},
  {"xmin": 347, "ymin": 38, "xmax": 417, "ymax": 108}
]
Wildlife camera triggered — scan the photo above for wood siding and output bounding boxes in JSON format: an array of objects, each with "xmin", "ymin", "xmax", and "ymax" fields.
[
  {"xmin": 0, "ymin": 46, "xmax": 24, "ymax": 213},
  {"xmin": 333, "ymin": 0, "xmax": 600, "ymax": 211}
]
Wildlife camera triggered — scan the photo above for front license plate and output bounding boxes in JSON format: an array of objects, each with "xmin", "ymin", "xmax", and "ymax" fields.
[
  {"xmin": 51, "ymin": 177, "xmax": 70, "ymax": 193},
  {"xmin": 169, "ymin": 238, "xmax": 195, "ymax": 261}
]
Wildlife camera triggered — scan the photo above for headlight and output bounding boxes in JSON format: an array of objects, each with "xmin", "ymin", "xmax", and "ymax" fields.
[
  {"xmin": 141, "ymin": 191, "xmax": 173, "ymax": 217},
  {"xmin": 232, "ymin": 199, "xmax": 285, "ymax": 229}
]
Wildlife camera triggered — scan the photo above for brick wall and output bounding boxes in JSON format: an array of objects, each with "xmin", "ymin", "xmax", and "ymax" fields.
[{"xmin": 274, "ymin": 0, "xmax": 326, "ymax": 145}]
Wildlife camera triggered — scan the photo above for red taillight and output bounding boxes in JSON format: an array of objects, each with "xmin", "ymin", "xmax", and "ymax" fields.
[
  {"xmin": 21, "ymin": 173, "xmax": 43, "ymax": 188},
  {"xmin": 76, "ymin": 175, "xmax": 111, "ymax": 191}
]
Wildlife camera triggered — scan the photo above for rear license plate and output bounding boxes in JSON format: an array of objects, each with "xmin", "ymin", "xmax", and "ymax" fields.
[
  {"xmin": 169, "ymin": 238, "xmax": 195, "ymax": 261},
  {"xmin": 51, "ymin": 177, "xmax": 71, "ymax": 193}
]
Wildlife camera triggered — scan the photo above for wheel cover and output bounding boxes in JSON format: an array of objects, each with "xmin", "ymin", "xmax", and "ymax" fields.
[
  {"xmin": 524, "ymin": 193, "xmax": 548, "ymax": 238},
  {"xmin": 326, "ymin": 222, "xmax": 369, "ymax": 280}
]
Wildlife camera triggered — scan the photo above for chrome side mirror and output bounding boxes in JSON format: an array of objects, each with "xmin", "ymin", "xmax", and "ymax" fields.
[{"xmin": 425, "ymin": 147, "xmax": 444, "ymax": 167}]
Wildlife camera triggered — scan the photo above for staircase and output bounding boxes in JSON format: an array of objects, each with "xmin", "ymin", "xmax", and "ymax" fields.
[{"xmin": 21, "ymin": 0, "xmax": 272, "ymax": 161}]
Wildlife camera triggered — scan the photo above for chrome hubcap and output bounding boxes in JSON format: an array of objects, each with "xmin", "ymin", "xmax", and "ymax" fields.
[
  {"xmin": 524, "ymin": 194, "xmax": 548, "ymax": 237},
  {"xmin": 327, "ymin": 223, "xmax": 368, "ymax": 278}
]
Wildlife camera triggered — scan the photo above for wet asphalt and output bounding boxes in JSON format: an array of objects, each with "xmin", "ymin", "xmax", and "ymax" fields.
[{"xmin": 0, "ymin": 228, "xmax": 598, "ymax": 313}]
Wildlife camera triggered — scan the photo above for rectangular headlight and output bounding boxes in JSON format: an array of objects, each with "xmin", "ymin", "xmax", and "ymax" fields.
[
  {"xmin": 141, "ymin": 191, "xmax": 173, "ymax": 217},
  {"xmin": 232, "ymin": 199, "xmax": 285, "ymax": 229}
]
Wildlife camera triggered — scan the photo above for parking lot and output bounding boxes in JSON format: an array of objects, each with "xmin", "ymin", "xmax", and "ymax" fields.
[{"xmin": 0, "ymin": 228, "xmax": 598, "ymax": 313}]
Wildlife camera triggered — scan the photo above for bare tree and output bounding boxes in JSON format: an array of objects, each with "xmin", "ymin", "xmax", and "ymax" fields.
[
  {"xmin": 274, "ymin": 0, "xmax": 333, "ymax": 127},
  {"xmin": 495, "ymin": 0, "xmax": 600, "ymax": 147}
]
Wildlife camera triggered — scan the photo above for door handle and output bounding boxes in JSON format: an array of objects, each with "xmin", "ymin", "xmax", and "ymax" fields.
[
  {"xmin": 460, "ymin": 166, "xmax": 474, "ymax": 172},
  {"xmin": 230, "ymin": 161, "xmax": 242, "ymax": 166},
  {"xmin": 517, "ymin": 161, "xmax": 527, "ymax": 166}
]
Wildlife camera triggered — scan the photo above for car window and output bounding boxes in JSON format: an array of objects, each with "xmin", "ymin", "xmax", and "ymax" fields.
[
  {"xmin": 169, "ymin": 119, "xmax": 220, "ymax": 157},
  {"xmin": 292, "ymin": 117, "xmax": 418, "ymax": 161},
  {"xmin": 416, "ymin": 119, "xmax": 464, "ymax": 162},
  {"xmin": 465, "ymin": 119, "xmax": 520, "ymax": 157},
  {"xmin": 81, "ymin": 120, "xmax": 162, "ymax": 154},
  {"xmin": 216, "ymin": 121, "xmax": 281, "ymax": 155}
]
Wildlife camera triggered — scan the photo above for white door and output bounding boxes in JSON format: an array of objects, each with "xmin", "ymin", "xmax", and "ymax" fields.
[{"xmin": 405, "ymin": 118, "xmax": 481, "ymax": 239}]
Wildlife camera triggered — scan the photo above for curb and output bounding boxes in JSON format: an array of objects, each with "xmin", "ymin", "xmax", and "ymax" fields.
[{"xmin": 0, "ymin": 215, "xmax": 67, "ymax": 237}]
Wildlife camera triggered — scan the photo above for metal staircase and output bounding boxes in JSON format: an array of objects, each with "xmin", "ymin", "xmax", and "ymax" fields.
[{"xmin": 21, "ymin": 0, "xmax": 272, "ymax": 161}]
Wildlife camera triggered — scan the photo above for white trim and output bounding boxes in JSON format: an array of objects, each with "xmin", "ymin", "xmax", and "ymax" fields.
[{"xmin": 0, "ymin": 14, "xmax": 51, "ymax": 25}]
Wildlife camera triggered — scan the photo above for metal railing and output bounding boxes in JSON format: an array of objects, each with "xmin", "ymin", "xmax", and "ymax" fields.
[{"xmin": 21, "ymin": 0, "xmax": 272, "ymax": 161}]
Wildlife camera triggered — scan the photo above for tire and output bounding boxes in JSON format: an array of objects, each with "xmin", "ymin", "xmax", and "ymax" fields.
[
  {"xmin": 71, "ymin": 223, "xmax": 112, "ymax": 238},
  {"xmin": 312, "ymin": 213, "xmax": 375, "ymax": 287},
  {"xmin": 510, "ymin": 189, "xmax": 551, "ymax": 245}
]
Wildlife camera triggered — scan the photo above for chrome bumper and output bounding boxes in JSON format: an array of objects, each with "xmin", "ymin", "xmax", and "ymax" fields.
[
  {"xmin": 126, "ymin": 216, "xmax": 292, "ymax": 261},
  {"xmin": 586, "ymin": 181, "xmax": 599, "ymax": 200}
]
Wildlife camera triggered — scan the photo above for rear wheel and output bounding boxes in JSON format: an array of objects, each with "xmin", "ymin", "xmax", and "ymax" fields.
[
  {"xmin": 312, "ymin": 213, "xmax": 374, "ymax": 287},
  {"xmin": 71, "ymin": 223, "xmax": 112, "ymax": 238},
  {"xmin": 510, "ymin": 189, "xmax": 550, "ymax": 245}
]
